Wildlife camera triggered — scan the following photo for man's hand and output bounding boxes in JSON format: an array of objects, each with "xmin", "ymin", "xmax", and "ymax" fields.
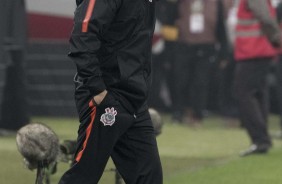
[
  {"xmin": 270, "ymin": 34, "xmax": 282, "ymax": 48},
  {"xmin": 93, "ymin": 90, "xmax": 108, "ymax": 105}
]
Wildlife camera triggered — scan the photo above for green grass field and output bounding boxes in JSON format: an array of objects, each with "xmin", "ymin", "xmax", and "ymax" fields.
[{"xmin": 1, "ymin": 114, "xmax": 282, "ymax": 184}]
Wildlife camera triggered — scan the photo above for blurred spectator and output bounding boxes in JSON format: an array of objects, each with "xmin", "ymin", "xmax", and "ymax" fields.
[
  {"xmin": 149, "ymin": 0, "xmax": 179, "ymax": 112},
  {"xmin": 217, "ymin": 0, "xmax": 239, "ymax": 126},
  {"xmin": 234, "ymin": 0, "xmax": 281, "ymax": 156},
  {"xmin": 0, "ymin": 0, "xmax": 30, "ymax": 134},
  {"xmin": 172, "ymin": 0, "xmax": 229, "ymax": 125}
]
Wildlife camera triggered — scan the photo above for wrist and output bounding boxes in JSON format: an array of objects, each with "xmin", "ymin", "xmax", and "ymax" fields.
[{"xmin": 93, "ymin": 90, "xmax": 107, "ymax": 105}]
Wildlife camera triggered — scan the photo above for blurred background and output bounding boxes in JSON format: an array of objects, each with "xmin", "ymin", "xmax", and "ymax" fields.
[
  {"xmin": 0, "ymin": 0, "xmax": 279, "ymax": 126},
  {"xmin": 0, "ymin": 0, "xmax": 77, "ymax": 132},
  {"xmin": 2, "ymin": 0, "xmax": 282, "ymax": 183},
  {"xmin": 0, "ymin": 0, "xmax": 282, "ymax": 124}
]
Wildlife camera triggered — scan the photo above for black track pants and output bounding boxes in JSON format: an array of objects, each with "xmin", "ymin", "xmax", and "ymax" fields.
[
  {"xmin": 234, "ymin": 59, "xmax": 272, "ymax": 145},
  {"xmin": 58, "ymin": 92, "xmax": 163, "ymax": 184}
]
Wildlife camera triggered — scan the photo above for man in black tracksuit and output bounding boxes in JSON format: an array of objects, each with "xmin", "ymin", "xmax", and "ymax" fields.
[{"xmin": 58, "ymin": 0, "xmax": 163, "ymax": 184}]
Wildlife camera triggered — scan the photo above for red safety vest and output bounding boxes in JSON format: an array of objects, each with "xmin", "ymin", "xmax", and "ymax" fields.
[{"xmin": 234, "ymin": 0, "xmax": 277, "ymax": 61}]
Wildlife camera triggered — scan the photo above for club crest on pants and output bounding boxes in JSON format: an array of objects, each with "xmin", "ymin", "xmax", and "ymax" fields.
[{"xmin": 100, "ymin": 107, "xmax": 117, "ymax": 126}]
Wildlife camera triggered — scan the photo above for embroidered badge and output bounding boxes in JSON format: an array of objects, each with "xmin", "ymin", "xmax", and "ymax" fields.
[{"xmin": 100, "ymin": 107, "xmax": 117, "ymax": 126}]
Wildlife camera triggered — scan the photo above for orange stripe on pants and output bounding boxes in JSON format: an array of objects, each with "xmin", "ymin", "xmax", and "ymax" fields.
[{"xmin": 75, "ymin": 103, "xmax": 96, "ymax": 162}]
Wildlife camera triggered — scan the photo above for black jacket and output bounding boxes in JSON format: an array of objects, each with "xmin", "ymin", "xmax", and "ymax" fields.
[{"xmin": 70, "ymin": 0, "xmax": 156, "ymax": 115}]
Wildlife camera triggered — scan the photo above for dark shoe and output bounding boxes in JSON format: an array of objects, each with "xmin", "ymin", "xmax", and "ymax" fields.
[{"xmin": 239, "ymin": 144, "xmax": 270, "ymax": 157}]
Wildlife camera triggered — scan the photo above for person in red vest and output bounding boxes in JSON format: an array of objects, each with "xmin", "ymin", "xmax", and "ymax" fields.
[{"xmin": 234, "ymin": 0, "xmax": 282, "ymax": 157}]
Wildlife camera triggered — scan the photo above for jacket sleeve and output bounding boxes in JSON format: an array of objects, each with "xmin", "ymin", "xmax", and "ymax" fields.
[
  {"xmin": 247, "ymin": 0, "xmax": 281, "ymax": 47},
  {"xmin": 69, "ymin": 0, "xmax": 120, "ymax": 96}
]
